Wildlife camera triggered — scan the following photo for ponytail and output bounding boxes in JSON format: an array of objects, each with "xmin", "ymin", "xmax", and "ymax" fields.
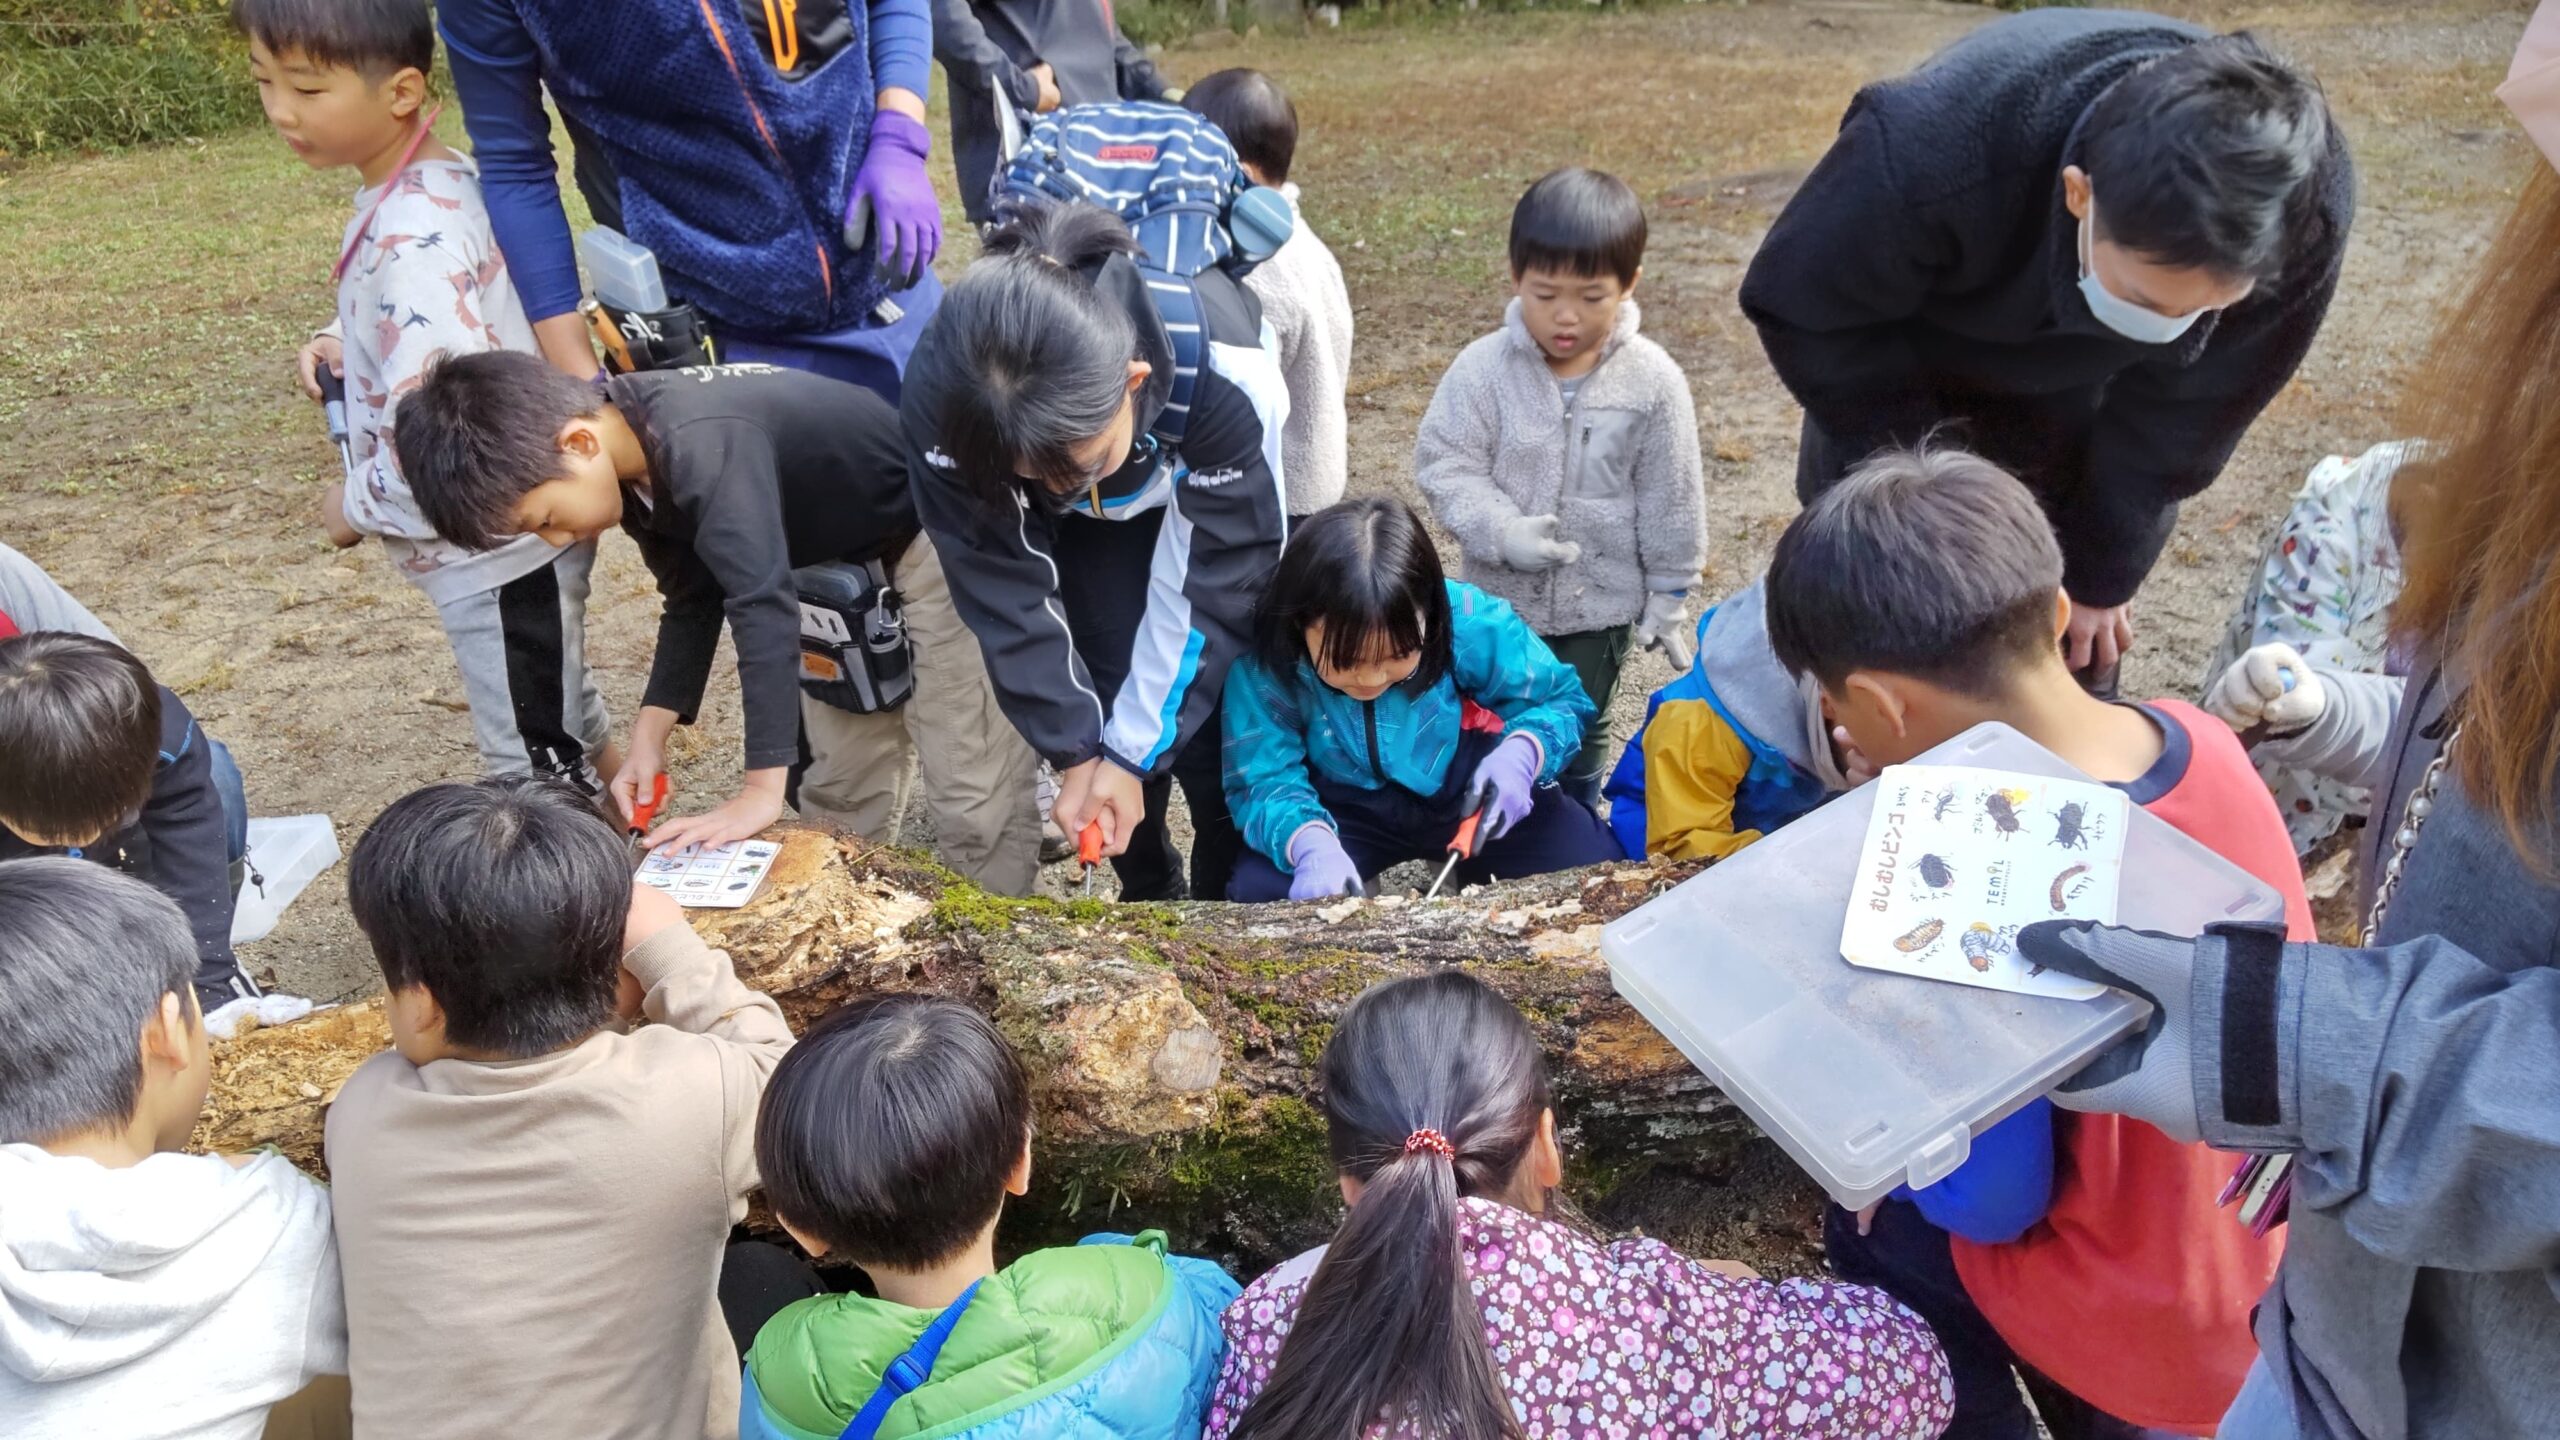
[
  {"xmin": 1229, "ymin": 972, "xmax": 1548, "ymax": 1440},
  {"xmin": 898, "ymin": 197, "xmax": 1143, "ymax": 508}
]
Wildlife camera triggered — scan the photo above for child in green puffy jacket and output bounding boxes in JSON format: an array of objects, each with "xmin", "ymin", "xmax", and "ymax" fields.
[{"xmin": 739, "ymin": 996, "xmax": 1238, "ymax": 1440}]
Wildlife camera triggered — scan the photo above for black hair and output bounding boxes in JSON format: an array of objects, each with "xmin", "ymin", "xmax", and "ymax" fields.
[
  {"xmin": 1764, "ymin": 443, "xmax": 2065, "ymax": 699},
  {"xmin": 899, "ymin": 199, "xmax": 1142, "ymax": 506},
  {"xmin": 1508, "ymin": 167, "xmax": 1646, "ymax": 286},
  {"xmin": 394, "ymin": 349, "xmax": 604, "ymax": 552},
  {"xmin": 229, "ymin": 0, "xmax": 434, "ymax": 80},
  {"xmin": 1228, "ymin": 972, "xmax": 1549, "ymax": 1440},
  {"xmin": 0, "ymin": 859, "xmax": 199, "ymax": 1145},
  {"xmin": 1253, "ymin": 497, "xmax": 1454, "ymax": 692},
  {"xmin": 2079, "ymin": 33, "xmax": 2332, "ymax": 284},
  {"xmin": 346, "ymin": 774, "xmax": 629, "ymax": 1057},
  {"xmin": 754, "ymin": 995, "xmax": 1032, "ymax": 1270},
  {"xmin": 1182, "ymin": 69, "xmax": 1299, "ymax": 185},
  {"xmin": 0, "ymin": 632, "xmax": 161, "ymax": 845}
]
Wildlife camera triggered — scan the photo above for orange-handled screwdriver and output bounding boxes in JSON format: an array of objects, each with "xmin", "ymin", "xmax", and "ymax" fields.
[
  {"xmin": 628, "ymin": 773, "xmax": 670, "ymax": 838},
  {"xmin": 1423, "ymin": 802, "xmax": 1491, "ymax": 901},
  {"xmin": 1078, "ymin": 820, "xmax": 1103, "ymax": 898}
]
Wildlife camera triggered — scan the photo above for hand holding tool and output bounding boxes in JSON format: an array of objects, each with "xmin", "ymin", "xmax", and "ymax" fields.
[
  {"xmin": 1423, "ymin": 803, "xmax": 1491, "ymax": 902},
  {"xmin": 1078, "ymin": 821, "xmax": 1103, "ymax": 898}
]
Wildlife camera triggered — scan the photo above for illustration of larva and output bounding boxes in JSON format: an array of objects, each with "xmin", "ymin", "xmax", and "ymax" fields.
[
  {"xmin": 2049, "ymin": 862, "xmax": 2091, "ymax": 912},
  {"xmin": 1895, "ymin": 918, "xmax": 1945, "ymax": 952},
  {"xmin": 1960, "ymin": 921, "xmax": 2021, "ymax": 972},
  {"xmin": 1917, "ymin": 853, "xmax": 1955, "ymax": 890}
]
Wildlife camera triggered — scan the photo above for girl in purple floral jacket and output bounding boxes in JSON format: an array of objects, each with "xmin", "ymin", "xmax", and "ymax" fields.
[{"xmin": 1206, "ymin": 972, "xmax": 1955, "ymax": 1440}]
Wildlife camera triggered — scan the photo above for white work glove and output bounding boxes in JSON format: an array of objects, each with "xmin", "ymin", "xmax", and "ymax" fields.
[
  {"xmin": 1635, "ymin": 591, "xmax": 1694, "ymax": 671},
  {"xmin": 1497, "ymin": 514, "xmax": 1582, "ymax": 572},
  {"xmin": 2015, "ymin": 920, "xmax": 2208, "ymax": 1144},
  {"xmin": 2203, "ymin": 642, "xmax": 2326, "ymax": 735}
]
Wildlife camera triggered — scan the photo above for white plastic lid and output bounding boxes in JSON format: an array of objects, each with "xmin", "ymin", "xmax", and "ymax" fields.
[{"xmin": 1601, "ymin": 721, "xmax": 2285, "ymax": 1210}]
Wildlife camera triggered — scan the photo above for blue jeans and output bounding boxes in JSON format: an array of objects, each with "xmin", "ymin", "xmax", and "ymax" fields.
[
  {"xmin": 2218, "ymin": 1362, "xmax": 2300, "ymax": 1440},
  {"xmin": 207, "ymin": 739, "xmax": 246, "ymax": 864}
]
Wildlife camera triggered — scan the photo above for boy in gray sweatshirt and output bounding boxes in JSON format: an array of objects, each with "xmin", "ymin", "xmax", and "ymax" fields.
[{"xmin": 1414, "ymin": 168, "xmax": 1707, "ymax": 801}]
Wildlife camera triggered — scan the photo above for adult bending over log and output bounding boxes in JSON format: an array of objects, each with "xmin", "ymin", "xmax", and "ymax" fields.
[{"xmin": 1741, "ymin": 8, "xmax": 2353, "ymax": 684}]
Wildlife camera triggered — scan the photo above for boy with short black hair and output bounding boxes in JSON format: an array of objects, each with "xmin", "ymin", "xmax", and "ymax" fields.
[
  {"xmin": 740, "ymin": 995, "xmax": 1237, "ymax": 1440},
  {"xmin": 395, "ymin": 351, "xmax": 1042, "ymax": 892},
  {"xmin": 1184, "ymin": 69, "xmax": 1354, "ymax": 514},
  {"xmin": 1763, "ymin": 444, "xmax": 2306, "ymax": 1438},
  {"xmin": 0, "ymin": 859, "xmax": 346, "ymax": 1439},
  {"xmin": 1415, "ymin": 167, "xmax": 1708, "ymax": 803},
  {"xmin": 0, "ymin": 632, "xmax": 256, "ymax": 1009},
  {"xmin": 325, "ymin": 775, "xmax": 794, "ymax": 1440},
  {"xmin": 235, "ymin": 0, "xmax": 614, "ymax": 795}
]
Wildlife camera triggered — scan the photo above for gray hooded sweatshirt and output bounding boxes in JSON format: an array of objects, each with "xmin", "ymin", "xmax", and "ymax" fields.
[{"xmin": 1, "ymin": 1146, "xmax": 346, "ymax": 1440}]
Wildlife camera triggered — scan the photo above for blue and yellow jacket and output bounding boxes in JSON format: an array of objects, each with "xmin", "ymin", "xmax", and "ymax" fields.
[
  {"xmin": 1221, "ymin": 581, "xmax": 1593, "ymax": 868},
  {"xmin": 1603, "ymin": 579, "xmax": 1841, "ymax": 861}
]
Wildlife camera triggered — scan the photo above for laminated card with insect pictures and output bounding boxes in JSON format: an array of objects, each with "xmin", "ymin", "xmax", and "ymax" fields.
[{"xmin": 1840, "ymin": 765, "xmax": 2129, "ymax": 1000}]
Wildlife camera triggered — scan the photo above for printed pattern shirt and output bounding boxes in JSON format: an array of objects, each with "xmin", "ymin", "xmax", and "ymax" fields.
[{"xmin": 1204, "ymin": 1197, "xmax": 1955, "ymax": 1439}]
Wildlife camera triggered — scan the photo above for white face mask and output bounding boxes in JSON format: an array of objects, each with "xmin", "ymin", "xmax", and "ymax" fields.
[{"xmin": 2077, "ymin": 212, "xmax": 2206, "ymax": 345}]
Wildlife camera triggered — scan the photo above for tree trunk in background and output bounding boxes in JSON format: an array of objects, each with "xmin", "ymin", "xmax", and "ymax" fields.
[{"xmin": 197, "ymin": 827, "xmax": 1749, "ymax": 1268}]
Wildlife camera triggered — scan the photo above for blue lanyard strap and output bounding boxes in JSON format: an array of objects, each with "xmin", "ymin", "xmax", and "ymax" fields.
[{"xmin": 836, "ymin": 1279, "xmax": 985, "ymax": 1440}]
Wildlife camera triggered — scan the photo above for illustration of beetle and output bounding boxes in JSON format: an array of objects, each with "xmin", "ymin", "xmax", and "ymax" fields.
[
  {"xmin": 2052, "ymin": 800, "xmax": 2091, "ymax": 850},
  {"xmin": 1916, "ymin": 853, "xmax": 1955, "ymax": 891},
  {"xmin": 1894, "ymin": 918, "xmax": 1946, "ymax": 953},
  {"xmin": 2050, "ymin": 862, "xmax": 2092, "ymax": 912},
  {"xmin": 1983, "ymin": 788, "xmax": 2026, "ymax": 836},
  {"xmin": 1960, "ymin": 922, "xmax": 2021, "ymax": 972}
]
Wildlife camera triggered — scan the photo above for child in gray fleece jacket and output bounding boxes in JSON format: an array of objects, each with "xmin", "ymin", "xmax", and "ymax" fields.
[{"xmin": 1414, "ymin": 168, "xmax": 1706, "ymax": 801}]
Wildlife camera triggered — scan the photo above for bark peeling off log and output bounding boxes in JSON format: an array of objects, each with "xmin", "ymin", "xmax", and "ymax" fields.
[{"xmin": 197, "ymin": 826, "xmax": 1752, "ymax": 1267}]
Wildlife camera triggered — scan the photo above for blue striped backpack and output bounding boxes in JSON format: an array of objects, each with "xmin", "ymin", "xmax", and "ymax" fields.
[{"xmin": 997, "ymin": 102, "xmax": 1293, "ymax": 488}]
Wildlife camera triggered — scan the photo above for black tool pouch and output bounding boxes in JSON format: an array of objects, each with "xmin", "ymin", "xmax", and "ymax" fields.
[
  {"xmin": 794, "ymin": 558, "xmax": 914, "ymax": 714},
  {"xmin": 588, "ymin": 298, "xmax": 716, "ymax": 372}
]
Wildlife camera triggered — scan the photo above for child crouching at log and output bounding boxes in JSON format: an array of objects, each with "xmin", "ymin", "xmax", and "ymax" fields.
[
  {"xmin": 1221, "ymin": 497, "xmax": 1620, "ymax": 901},
  {"xmin": 1204, "ymin": 971, "xmax": 1957, "ymax": 1438},
  {"xmin": 738, "ymin": 996, "xmax": 1239, "ymax": 1439}
]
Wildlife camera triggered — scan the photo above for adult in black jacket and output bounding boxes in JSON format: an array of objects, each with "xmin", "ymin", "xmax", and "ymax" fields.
[
  {"xmin": 933, "ymin": 0, "xmax": 1170, "ymax": 223},
  {"xmin": 1741, "ymin": 9, "xmax": 2353, "ymax": 681},
  {"xmin": 902, "ymin": 200, "xmax": 1289, "ymax": 902}
]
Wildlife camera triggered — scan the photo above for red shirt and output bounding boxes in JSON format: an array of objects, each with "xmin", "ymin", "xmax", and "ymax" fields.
[{"xmin": 1951, "ymin": 699, "xmax": 2308, "ymax": 1434}]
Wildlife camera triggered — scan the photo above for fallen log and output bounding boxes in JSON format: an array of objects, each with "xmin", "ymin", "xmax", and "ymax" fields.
[{"xmin": 196, "ymin": 826, "xmax": 1754, "ymax": 1267}]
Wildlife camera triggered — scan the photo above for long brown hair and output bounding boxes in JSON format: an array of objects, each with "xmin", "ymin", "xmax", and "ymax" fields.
[{"xmin": 2392, "ymin": 163, "xmax": 2560, "ymax": 865}]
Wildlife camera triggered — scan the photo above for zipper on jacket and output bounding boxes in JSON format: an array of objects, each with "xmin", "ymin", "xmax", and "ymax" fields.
[
  {"xmin": 1362, "ymin": 699, "xmax": 1385, "ymax": 783},
  {"xmin": 695, "ymin": 0, "xmax": 836, "ymax": 315}
]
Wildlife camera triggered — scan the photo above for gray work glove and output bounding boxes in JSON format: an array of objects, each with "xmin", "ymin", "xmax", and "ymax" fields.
[
  {"xmin": 2015, "ymin": 919, "xmax": 2206, "ymax": 1143},
  {"xmin": 1497, "ymin": 514, "xmax": 1582, "ymax": 571}
]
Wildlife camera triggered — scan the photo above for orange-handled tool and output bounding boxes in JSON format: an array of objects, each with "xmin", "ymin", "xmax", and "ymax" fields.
[
  {"xmin": 1077, "ymin": 820, "xmax": 1103, "ymax": 898},
  {"xmin": 1423, "ymin": 803, "xmax": 1490, "ymax": 902},
  {"xmin": 628, "ymin": 773, "xmax": 670, "ymax": 838}
]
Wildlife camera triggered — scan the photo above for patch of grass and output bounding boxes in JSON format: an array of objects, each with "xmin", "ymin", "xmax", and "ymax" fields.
[{"xmin": 0, "ymin": 5, "xmax": 260, "ymax": 158}]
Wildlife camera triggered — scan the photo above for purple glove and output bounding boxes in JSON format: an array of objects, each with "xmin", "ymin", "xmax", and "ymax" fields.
[
  {"xmin": 1286, "ymin": 824, "xmax": 1363, "ymax": 901},
  {"xmin": 846, "ymin": 111, "xmax": 942, "ymax": 287},
  {"xmin": 1463, "ymin": 733, "xmax": 1541, "ymax": 843}
]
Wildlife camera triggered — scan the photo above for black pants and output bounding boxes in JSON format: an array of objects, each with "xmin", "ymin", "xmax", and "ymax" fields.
[
  {"xmin": 1824, "ymin": 1200, "xmax": 2180, "ymax": 1440},
  {"xmin": 1052, "ymin": 508, "xmax": 1241, "ymax": 902},
  {"xmin": 1228, "ymin": 730, "xmax": 1621, "ymax": 900},
  {"xmin": 718, "ymin": 1240, "xmax": 825, "ymax": 1359}
]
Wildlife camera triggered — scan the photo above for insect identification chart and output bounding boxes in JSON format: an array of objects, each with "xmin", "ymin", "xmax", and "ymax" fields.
[
  {"xmin": 636, "ymin": 839, "xmax": 782, "ymax": 909},
  {"xmin": 1839, "ymin": 765, "xmax": 2128, "ymax": 1000}
]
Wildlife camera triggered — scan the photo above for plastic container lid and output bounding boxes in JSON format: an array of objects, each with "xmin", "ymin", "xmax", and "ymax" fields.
[
  {"xmin": 1601, "ymin": 721, "xmax": 2285, "ymax": 1210},
  {"xmin": 579, "ymin": 226, "xmax": 669, "ymax": 314},
  {"xmin": 231, "ymin": 815, "xmax": 341, "ymax": 947}
]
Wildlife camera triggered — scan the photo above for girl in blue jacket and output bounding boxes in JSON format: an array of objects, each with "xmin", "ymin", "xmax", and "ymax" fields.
[{"xmin": 1222, "ymin": 498, "xmax": 1621, "ymax": 901}]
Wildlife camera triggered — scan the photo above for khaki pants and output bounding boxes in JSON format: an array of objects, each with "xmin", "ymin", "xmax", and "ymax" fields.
[{"xmin": 798, "ymin": 533, "xmax": 1042, "ymax": 895}]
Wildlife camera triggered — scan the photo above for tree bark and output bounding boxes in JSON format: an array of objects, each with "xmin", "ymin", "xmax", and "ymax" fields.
[{"xmin": 196, "ymin": 826, "xmax": 1747, "ymax": 1268}]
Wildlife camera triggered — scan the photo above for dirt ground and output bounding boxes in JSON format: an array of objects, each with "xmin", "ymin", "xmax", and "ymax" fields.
[{"xmin": 0, "ymin": 0, "xmax": 2531, "ymax": 1264}]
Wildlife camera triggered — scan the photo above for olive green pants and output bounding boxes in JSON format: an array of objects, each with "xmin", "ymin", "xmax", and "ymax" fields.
[{"xmin": 1537, "ymin": 624, "xmax": 1634, "ymax": 806}]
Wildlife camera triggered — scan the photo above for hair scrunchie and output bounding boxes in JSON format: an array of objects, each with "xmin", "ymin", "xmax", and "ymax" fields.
[{"xmin": 1402, "ymin": 1128, "xmax": 1456, "ymax": 1160}]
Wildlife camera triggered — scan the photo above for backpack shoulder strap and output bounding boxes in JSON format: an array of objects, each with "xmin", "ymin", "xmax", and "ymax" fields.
[
  {"xmin": 834, "ymin": 1279, "xmax": 986, "ymax": 1440},
  {"xmin": 1138, "ymin": 265, "xmax": 1205, "ymax": 452}
]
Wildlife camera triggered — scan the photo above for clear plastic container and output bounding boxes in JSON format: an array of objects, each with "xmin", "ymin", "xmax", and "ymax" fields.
[
  {"xmin": 1601, "ymin": 721, "xmax": 2285, "ymax": 1210},
  {"xmin": 578, "ymin": 226, "xmax": 669, "ymax": 314},
  {"xmin": 231, "ymin": 815, "xmax": 341, "ymax": 946}
]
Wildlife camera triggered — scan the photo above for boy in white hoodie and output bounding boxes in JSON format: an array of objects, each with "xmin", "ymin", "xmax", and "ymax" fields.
[
  {"xmin": 1414, "ymin": 167, "xmax": 1708, "ymax": 803},
  {"xmin": 0, "ymin": 859, "xmax": 346, "ymax": 1440}
]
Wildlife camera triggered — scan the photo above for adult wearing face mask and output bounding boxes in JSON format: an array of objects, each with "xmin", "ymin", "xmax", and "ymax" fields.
[{"xmin": 1741, "ymin": 9, "xmax": 2353, "ymax": 689}]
